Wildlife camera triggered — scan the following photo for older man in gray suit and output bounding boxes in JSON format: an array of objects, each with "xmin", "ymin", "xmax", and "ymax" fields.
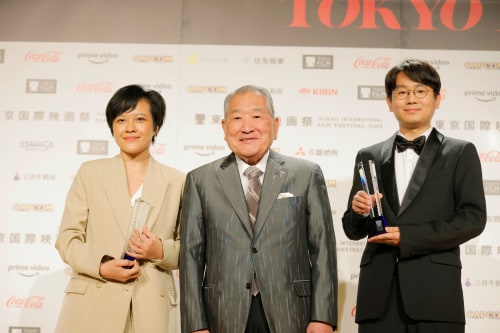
[{"xmin": 180, "ymin": 85, "xmax": 338, "ymax": 333}]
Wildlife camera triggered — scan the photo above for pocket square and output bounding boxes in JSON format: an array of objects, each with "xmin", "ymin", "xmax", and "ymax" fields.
[{"xmin": 277, "ymin": 192, "xmax": 295, "ymax": 199}]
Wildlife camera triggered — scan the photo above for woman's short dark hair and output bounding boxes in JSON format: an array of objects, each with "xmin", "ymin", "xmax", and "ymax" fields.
[
  {"xmin": 385, "ymin": 59, "xmax": 441, "ymax": 101},
  {"xmin": 105, "ymin": 84, "xmax": 166, "ymax": 143}
]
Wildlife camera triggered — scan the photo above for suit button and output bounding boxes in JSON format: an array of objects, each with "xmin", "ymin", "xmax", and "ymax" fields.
[
  {"xmin": 245, "ymin": 283, "xmax": 252, "ymax": 289},
  {"xmin": 252, "ymin": 247, "xmax": 258, "ymax": 253}
]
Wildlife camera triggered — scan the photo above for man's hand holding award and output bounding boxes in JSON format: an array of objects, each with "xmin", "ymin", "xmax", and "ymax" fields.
[{"xmin": 357, "ymin": 160, "xmax": 387, "ymax": 237}]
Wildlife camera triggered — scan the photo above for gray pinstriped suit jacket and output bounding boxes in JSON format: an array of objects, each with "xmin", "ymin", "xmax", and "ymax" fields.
[{"xmin": 180, "ymin": 150, "xmax": 338, "ymax": 333}]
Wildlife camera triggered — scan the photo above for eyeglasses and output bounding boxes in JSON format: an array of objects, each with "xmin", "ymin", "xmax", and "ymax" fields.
[{"xmin": 392, "ymin": 88, "xmax": 430, "ymax": 100}]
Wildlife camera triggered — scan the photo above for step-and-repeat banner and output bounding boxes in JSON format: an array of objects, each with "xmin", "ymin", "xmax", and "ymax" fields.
[{"xmin": 0, "ymin": 1, "xmax": 499, "ymax": 332}]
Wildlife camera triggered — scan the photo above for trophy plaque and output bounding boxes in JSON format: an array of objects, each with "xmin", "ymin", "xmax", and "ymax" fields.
[
  {"xmin": 121, "ymin": 198, "xmax": 151, "ymax": 267},
  {"xmin": 357, "ymin": 160, "xmax": 387, "ymax": 237}
]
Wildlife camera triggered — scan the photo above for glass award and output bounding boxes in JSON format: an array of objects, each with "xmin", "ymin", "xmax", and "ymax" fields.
[
  {"xmin": 357, "ymin": 160, "xmax": 387, "ymax": 237},
  {"xmin": 121, "ymin": 198, "xmax": 151, "ymax": 268}
]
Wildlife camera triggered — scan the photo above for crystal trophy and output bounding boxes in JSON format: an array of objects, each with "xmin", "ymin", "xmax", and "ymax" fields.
[
  {"xmin": 121, "ymin": 198, "xmax": 151, "ymax": 267},
  {"xmin": 357, "ymin": 160, "xmax": 387, "ymax": 237}
]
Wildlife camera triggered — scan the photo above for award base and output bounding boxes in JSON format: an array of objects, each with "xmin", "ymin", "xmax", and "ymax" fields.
[
  {"xmin": 121, "ymin": 252, "xmax": 136, "ymax": 269},
  {"xmin": 368, "ymin": 215, "xmax": 388, "ymax": 237}
]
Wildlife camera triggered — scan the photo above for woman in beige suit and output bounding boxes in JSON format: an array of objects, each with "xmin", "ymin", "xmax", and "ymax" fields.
[{"xmin": 54, "ymin": 84, "xmax": 185, "ymax": 333}]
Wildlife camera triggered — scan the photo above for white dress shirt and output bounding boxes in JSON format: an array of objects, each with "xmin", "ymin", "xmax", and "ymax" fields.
[
  {"xmin": 236, "ymin": 150, "xmax": 269, "ymax": 191},
  {"xmin": 394, "ymin": 128, "xmax": 432, "ymax": 204}
]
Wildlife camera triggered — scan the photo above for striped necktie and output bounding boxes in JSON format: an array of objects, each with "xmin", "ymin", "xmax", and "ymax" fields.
[
  {"xmin": 243, "ymin": 166, "xmax": 263, "ymax": 295},
  {"xmin": 244, "ymin": 166, "xmax": 263, "ymax": 229}
]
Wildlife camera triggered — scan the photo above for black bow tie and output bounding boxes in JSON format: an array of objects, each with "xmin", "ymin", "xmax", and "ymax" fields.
[{"xmin": 395, "ymin": 135, "xmax": 426, "ymax": 155}]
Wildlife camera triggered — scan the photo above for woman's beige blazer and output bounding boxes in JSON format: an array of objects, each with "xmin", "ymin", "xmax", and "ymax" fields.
[{"xmin": 55, "ymin": 155, "xmax": 184, "ymax": 333}]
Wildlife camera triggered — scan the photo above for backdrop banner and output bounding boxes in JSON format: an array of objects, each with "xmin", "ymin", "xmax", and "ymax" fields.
[{"xmin": 0, "ymin": 1, "xmax": 499, "ymax": 333}]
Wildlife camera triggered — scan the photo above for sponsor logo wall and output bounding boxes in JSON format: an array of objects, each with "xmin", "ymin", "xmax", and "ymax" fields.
[{"xmin": 0, "ymin": 1, "xmax": 499, "ymax": 332}]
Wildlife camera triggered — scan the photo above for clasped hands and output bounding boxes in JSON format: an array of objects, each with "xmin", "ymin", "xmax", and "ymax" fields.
[
  {"xmin": 99, "ymin": 225, "xmax": 164, "ymax": 282},
  {"xmin": 351, "ymin": 190, "xmax": 400, "ymax": 246}
]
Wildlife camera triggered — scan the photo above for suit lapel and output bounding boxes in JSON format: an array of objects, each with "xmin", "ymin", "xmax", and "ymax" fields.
[
  {"xmin": 254, "ymin": 151, "xmax": 287, "ymax": 236},
  {"xmin": 380, "ymin": 135, "xmax": 399, "ymax": 221},
  {"xmin": 217, "ymin": 153, "xmax": 254, "ymax": 236},
  {"xmin": 398, "ymin": 129, "xmax": 443, "ymax": 216},
  {"xmin": 102, "ymin": 156, "xmax": 132, "ymax": 240}
]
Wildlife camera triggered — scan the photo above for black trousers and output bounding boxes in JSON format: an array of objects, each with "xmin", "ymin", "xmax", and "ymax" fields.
[
  {"xmin": 245, "ymin": 294, "xmax": 271, "ymax": 333},
  {"xmin": 359, "ymin": 270, "xmax": 464, "ymax": 333}
]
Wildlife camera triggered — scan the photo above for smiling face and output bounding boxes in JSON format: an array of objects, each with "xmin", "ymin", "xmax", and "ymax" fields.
[
  {"xmin": 222, "ymin": 91, "xmax": 279, "ymax": 165},
  {"xmin": 387, "ymin": 72, "xmax": 441, "ymax": 139},
  {"xmin": 112, "ymin": 98, "xmax": 158, "ymax": 160}
]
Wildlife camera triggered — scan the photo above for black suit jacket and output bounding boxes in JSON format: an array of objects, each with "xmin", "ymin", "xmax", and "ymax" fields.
[{"xmin": 342, "ymin": 129, "xmax": 486, "ymax": 324}]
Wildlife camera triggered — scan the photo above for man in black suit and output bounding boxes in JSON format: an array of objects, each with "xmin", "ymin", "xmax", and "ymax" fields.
[{"xmin": 342, "ymin": 59, "xmax": 486, "ymax": 333}]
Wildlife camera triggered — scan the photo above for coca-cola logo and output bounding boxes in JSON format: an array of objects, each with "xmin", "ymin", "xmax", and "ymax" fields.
[
  {"xmin": 479, "ymin": 151, "xmax": 500, "ymax": 162},
  {"xmin": 76, "ymin": 81, "xmax": 114, "ymax": 93},
  {"xmin": 24, "ymin": 50, "xmax": 61, "ymax": 63},
  {"xmin": 354, "ymin": 56, "xmax": 391, "ymax": 69},
  {"xmin": 6, "ymin": 296, "xmax": 45, "ymax": 309}
]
